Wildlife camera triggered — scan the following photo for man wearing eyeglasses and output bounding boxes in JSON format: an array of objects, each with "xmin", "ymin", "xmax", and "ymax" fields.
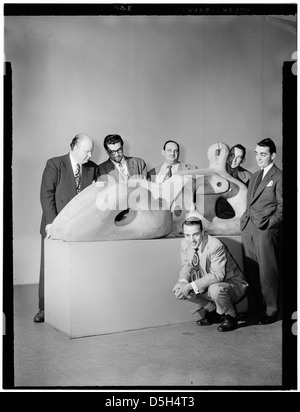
[{"xmin": 98, "ymin": 134, "xmax": 148, "ymax": 182}]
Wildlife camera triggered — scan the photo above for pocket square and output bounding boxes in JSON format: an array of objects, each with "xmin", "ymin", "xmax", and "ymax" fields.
[{"xmin": 266, "ymin": 180, "xmax": 273, "ymax": 187}]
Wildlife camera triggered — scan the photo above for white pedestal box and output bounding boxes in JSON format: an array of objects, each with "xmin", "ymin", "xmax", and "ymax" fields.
[{"xmin": 45, "ymin": 236, "xmax": 246, "ymax": 338}]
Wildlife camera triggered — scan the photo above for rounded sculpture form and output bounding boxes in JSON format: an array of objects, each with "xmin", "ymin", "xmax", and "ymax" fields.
[{"xmin": 50, "ymin": 142, "xmax": 247, "ymax": 241}]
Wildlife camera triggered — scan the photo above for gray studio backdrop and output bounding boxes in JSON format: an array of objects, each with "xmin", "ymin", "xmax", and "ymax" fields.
[{"xmin": 5, "ymin": 15, "xmax": 295, "ymax": 284}]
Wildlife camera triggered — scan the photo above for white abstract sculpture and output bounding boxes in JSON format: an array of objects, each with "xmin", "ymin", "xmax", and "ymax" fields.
[{"xmin": 50, "ymin": 143, "xmax": 247, "ymax": 241}]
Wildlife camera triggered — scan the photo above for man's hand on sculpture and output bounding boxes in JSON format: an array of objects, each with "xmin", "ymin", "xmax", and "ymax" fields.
[{"xmin": 45, "ymin": 224, "xmax": 52, "ymax": 239}]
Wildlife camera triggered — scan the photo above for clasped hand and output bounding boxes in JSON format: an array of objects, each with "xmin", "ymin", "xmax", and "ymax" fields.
[{"xmin": 172, "ymin": 282, "xmax": 192, "ymax": 299}]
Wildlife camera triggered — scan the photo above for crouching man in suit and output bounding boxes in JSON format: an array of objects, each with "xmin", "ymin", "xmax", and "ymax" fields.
[{"xmin": 172, "ymin": 218, "xmax": 248, "ymax": 332}]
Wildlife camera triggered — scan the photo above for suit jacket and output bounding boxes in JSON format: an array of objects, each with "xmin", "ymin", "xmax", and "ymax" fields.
[
  {"xmin": 227, "ymin": 165, "xmax": 252, "ymax": 187},
  {"xmin": 148, "ymin": 162, "xmax": 198, "ymax": 181},
  {"xmin": 240, "ymin": 164, "xmax": 282, "ymax": 231},
  {"xmin": 97, "ymin": 156, "xmax": 148, "ymax": 181},
  {"xmin": 236, "ymin": 166, "xmax": 252, "ymax": 186},
  {"xmin": 40, "ymin": 153, "xmax": 98, "ymax": 236},
  {"xmin": 179, "ymin": 234, "xmax": 248, "ymax": 295}
]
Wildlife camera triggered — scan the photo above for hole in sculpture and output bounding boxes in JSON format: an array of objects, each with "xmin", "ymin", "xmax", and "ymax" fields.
[
  {"xmin": 215, "ymin": 198, "xmax": 236, "ymax": 219},
  {"xmin": 114, "ymin": 209, "xmax": 137, "ymax": 226},
  {"xmin": 174, "ymin": 206, "xmax": 182, "ymax": 217}
]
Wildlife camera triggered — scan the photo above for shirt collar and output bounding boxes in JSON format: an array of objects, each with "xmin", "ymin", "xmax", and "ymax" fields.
[
  {"xmin": 162, "ymin": 162, "xmax": 179, "ymax": 170},
  {"xmin": 111, "ymin": 156, "xmax": 126, "ymax": 167},
  {"xmin": 69, "ymin": 152, "xmax": 81, "ymax": 174},
  {"xmin": 262, "ymin": 162, "xmax": 274, "ymax": 177}
]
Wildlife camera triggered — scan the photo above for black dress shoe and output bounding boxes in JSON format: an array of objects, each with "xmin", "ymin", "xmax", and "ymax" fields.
[
  {"xmin": 218, "ymin": 315, "xmax": 238, "ymax": 332},
  {"xmin": 197, "ymin": 310, "xmax": 223, "ymax": 326},
  {"xmin": 258, "ymin": 314, "xmax": 277, "ymax": 325},
  {"xmin": 237, "ymin": 311, "xmax": 261, "ymax": 321},
  {"xmin": 33, "ymin": 310, "xmax": 44, "ymax": 323}
]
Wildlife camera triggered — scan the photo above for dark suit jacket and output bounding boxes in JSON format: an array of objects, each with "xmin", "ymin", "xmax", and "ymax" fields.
[
  {"xmin": 40, "ymin": 153, "xmax": 98, "ymax": 236},
  {"xmin": 240, "ymin": 164, "xmax": 282, "ymax": 231},
  {"xmin": 97, "ymin": 156, "xmax": 148, "ymax": 181},
  {"xmin": 227, "ymin": 165, "xmax": 252, "ymax": 187}
]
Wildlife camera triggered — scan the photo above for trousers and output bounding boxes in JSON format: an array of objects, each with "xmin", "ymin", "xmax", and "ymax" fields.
[{"xmin": 185, "ymin": 281, "xmax": 246, "ymax": 317}]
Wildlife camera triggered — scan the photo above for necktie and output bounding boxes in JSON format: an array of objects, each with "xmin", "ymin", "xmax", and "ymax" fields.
[
  {"xmin": 191, "ymin": 248, "xmax": 201, "ymax": 281},
  {"xmin": 253, "ymin": 169, "xmax": 264, "ymax": 195},
  {"xmin": 118, "ymin": 163, "xmax": 128, "ymax": 180},
  {"xmin": 163, "ymin": 165, "xmax": 172, "ymax": 182},
  {"xmin": 75, "ymin": 163, "xmax": 81, "ymax": 193}
]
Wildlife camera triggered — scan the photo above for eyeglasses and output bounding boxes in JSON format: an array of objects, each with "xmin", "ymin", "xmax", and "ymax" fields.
[{"xmin": 107, "ymin": 147, "xmax": 123, "ymax": 155}]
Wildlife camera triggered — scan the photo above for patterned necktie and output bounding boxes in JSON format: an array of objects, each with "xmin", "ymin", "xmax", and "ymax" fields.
[
  {"xmin": 163, "ymin": 165, "xmax": 172, "ymax": 182},
  {"xmin": 75, "ymin": 163, "xmax": 81, "ymax": 193},
  {"xmin": 191, "ymin": 248, "xmax": 201, "ymax": 281},
  {"xmin": 253, "ymin": 169, "xmax": 264, "ymax": 195}
]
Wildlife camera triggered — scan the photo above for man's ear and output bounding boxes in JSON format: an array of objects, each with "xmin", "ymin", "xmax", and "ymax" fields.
[
  {"xmin": 271, "ymin": 152, "xmax": 276, "ymax": 161},
  {"xmin": 162, "ymin": 149, "xmax": 165, "ymax": 157}
]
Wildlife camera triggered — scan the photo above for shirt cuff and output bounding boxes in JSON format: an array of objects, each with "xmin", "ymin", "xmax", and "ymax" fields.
[
  {"xmin": 191, "ymin": 281, "xmax": 200, "ymax": 294},
  {"xmin": 179, "ymin": 279, "xmax": 189, "ymax": 284}
]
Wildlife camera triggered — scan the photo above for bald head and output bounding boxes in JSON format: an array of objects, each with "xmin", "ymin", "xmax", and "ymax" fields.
[{"xmin": 70, "ymin": 133, "xmax": 94, "ymax": 164}]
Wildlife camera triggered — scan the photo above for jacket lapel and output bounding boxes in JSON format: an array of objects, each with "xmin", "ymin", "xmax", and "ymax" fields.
[
  {"xmin": 250, "ymin": 165, "xmax": 276, "ymax": 204},
  {"xmin": 125, "ymin": 157, "xmax": 134, "ymax": 177},
  {"xmin": 81, "ymin": 164, "xmax": 92, "ymax": 190},
  {"xmin": 106, "ymin": 159, "xmax": 120, "ymax": 181},
  {"xmin": 61, "ymin": 155, "xmax": 77, "ymax": 199}
]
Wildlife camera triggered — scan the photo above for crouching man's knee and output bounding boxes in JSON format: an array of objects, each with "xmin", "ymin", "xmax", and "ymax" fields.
[{"xmin": 208, "ymin": 283, "xmax": 229, "ymax": 301}]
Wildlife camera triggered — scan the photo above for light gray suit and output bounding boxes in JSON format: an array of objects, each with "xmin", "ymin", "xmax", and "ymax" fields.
[
  {"xmin": 98, "ymin": 156, "xmax": 147, "ymax": 182},
  {"xmin": 178, "ymin": 234, "xmax": 248, "ymax": 316}
]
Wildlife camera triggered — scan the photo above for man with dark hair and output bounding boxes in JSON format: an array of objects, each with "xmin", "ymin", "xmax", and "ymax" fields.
[
  {"xmin": 240, "ymin": 138, "xmax": 282, "ymax": 324},
  {"xmin": 226, "ymin": 144, "xmax": 252, "ymax": 186},
  {"xmin": 148, "ymin": 140, "xmax": 197, "ymax": 182},
  {"xmin": 98, "ymin": 134, "xmax": 147, "ymax": 181},
  {"xmin": 172, "ymin": 217, "xmax": 248, "ymax": 332},
  {"xmin": 34, "ymin": 133, "xmax": 99, "ymax": 323}
]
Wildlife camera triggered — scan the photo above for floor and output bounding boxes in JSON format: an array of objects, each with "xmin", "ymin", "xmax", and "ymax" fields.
[{"xmin": 12, "ymin": 284, "xmax": 283, "ymax": 389}]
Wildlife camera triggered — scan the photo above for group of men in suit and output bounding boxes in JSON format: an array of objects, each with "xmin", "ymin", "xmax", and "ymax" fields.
[
  {"xmin": 173, "ymin": 138, "xmax": 282, "ymax": 331},
  {"xmin": 34, "ymin": 135, "xmax": 282, "ymax": 334}
]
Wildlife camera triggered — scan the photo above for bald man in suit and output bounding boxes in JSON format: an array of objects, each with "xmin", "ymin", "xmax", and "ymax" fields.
[
  {"xmin": 148, "ymin": 140, "xmax": 198, "ymax": 183},
  {"xmin": 240, "ymin": 138, "xmax": 282, "ymax": 325},
  {"xmin": 34, "ymin": 133, "xmax": 99, "ymax": 323},
  {"xmin": 97, "ymin": 134, "xmax": 147, "ymax": 182}
]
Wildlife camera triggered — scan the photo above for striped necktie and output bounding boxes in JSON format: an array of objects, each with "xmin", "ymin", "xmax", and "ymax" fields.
[
  {"xmin": 75, "ymin": 163, "xmax": 81, "ymax": 193},
  {"xmin": 163, "ymin": 165, "xmax": 172, "ymax": 182}
]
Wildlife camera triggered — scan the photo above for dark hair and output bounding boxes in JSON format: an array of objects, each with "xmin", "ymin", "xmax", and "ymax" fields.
[
  {"xmin": 163, "ymin": 140, "xmax": 180, "ymax": 151},
  {"xmin": 257, "ymin": 138, "xmax": 277, "ymax": 154},
  {"xmin": 104, "ymin": 134, "xmax": 124, "ymax": 150},
  {"xmin": 70, "ymin": 134, "xmax": 80, "ymax": 150},
  {"xmin": 230, "ymin": 144, "xmax": 246, "ymax": 160},
  {"xmin": 182, "ymin": 217, "xmax": 203, "ymax": 231}
]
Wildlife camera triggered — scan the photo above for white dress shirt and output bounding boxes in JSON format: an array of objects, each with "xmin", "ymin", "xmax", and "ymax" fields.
[
  {"xmin": 262, "ymin": 162, "xmax": 274, "ymax": 179},
  {"xmin": 156, "ymin": 163, "xmax": 180, "ymax": 183},
  {"xmin": 69, "ymin": 152, "xmax": 81, "ymax": 176},
  {"xmin": 111, "ymin": 157, "xmax": 129, "ymax": 180}
]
